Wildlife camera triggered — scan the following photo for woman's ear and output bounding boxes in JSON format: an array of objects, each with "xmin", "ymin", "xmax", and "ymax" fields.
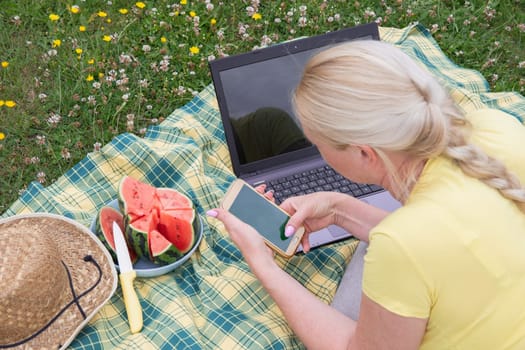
[{"xmin": 356, "ymin": 145, "xmax": 378, "ymax": 165}]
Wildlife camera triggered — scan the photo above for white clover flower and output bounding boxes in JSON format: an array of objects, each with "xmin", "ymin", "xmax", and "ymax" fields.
[
  {"xmin": 36, "ymin": 171, "xmax": 46, "ymax": 184},
  {"xmin": 298, "ymin": 16, "xmax": 307, "ymax": 27},
  {"xmin": 47, "ymin": 112, "xmax": 62, "ymax": 125}
]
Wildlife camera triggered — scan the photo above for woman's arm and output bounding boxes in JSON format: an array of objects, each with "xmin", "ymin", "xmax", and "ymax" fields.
[
  {"xmin": 207, "ymin": 208, "xmax": 427, "ymax": 350},
  {"xmin": 281, "ymin": 192, "xmax": 391, "ymax": 245},
  {"xmin": 259, "ymin": 265, "xmax": 427, "ymax": 350}
]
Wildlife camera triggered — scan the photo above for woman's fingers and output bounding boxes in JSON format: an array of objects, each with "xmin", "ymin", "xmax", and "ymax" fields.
[{"xmin": 255, "ymin": 184, "xmax": 275, "ymax": 202}]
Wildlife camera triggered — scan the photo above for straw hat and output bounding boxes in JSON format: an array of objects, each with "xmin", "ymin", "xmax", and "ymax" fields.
[{"xmin": 0, "ymin": 213, "xmax": 117, "ymax": 349}]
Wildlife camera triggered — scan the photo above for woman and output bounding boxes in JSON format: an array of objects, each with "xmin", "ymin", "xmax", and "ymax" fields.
[{"xmin": 207, "ymin": 40, "xmax": 525, "ymax": 349}]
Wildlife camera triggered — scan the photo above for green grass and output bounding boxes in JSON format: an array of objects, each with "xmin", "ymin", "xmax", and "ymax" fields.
[{"xmin": 0, "ymin": 0, "xmax": 524, "ymax": 213}]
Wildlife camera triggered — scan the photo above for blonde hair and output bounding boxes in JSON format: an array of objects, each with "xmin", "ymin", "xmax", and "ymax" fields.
[{"xmin": 293, "ymin": 40, "xmax": 525, "ymax": 209}]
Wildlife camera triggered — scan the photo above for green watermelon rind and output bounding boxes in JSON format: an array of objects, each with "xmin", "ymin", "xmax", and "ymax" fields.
[
  {"xmin": 117, "ymin": 176, "xmax": 199, "ymax": 266},
  {"xmin": 126, "ymin": 215, "xmax": 150, "ymax": 259},
  {"xmin": 159, "ymin": 214, "xmax": 200, "ymax": 264},
  {"xmin": 149, "ymin": 230, "xmax": 183, "ymax": 265}
]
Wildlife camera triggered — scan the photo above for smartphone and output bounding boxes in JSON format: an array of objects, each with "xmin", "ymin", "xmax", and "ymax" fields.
[{"xmin": 220, "ymin": 179, "xmax": 305, "ymax": 258}]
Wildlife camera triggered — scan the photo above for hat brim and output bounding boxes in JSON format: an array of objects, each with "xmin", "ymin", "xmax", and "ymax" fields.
[{"xmin": 0, "ymin": 213, "xmax": 118, "ymax": 349}]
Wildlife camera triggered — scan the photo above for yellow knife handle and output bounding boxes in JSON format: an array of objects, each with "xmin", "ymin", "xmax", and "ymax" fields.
[{"xmin": 119, "ymin": 270, "xmax": 143, "ymax": 334}]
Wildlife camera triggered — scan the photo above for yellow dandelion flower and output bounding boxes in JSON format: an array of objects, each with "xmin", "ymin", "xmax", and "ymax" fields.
[
  {"xmin": 1, "ymin": 61, "xmax": 8, "ymax": 68},
  {"xmin": 70, "ymin": 5, "xmax": 80, "ymax": 14},
  {"xmin": 190, "ymin": 11, "xmax": 196, "ymax": 17},
  {"xmin": 0, "ymin": 100, "xmax": 4, "ymax": 107},
  {"xmin": 119, "ymin": 8, "xmax": 128, "ymax": 14},
  {"xmin": 49, "ymin": 13, "xmax": 60, "ymax": 21},
  {"xmin": 210, "ymin": 18, "xmax": 217, "ymax": 25},
  {"xmin": 98, "ymin": 72, "xmax": 104, "ymax": 79},
  {"xmin": 106, "ymin": 18, "xmax": 112, "ymax": 24},
  {"xmin": 180, "ymin": 0, "xmax": 187, "ymax": 5},
  {"xmin": 135, "ymin": 2, "xmax": 146, "ymax": 9},
  {"xmin": 189, "ymin": 46, "xmax": 200, "ymax": 54},
  {"xmin": 0, "ymin": 132, "xmax": 5, "ymax": 140},
  {"xmin": 97, "ymin": 11, "xmax": 107, "ymax": 18},
  {"xmin": 75, "ymin": 48, "xmax": 83, "ymax": 55},
  {"xmin": 161, "ymin": 36, "xmax": 167, "ymax": 43},
  {"xmin": 174, "ymin": 11, "xmax": 180, "ymax": 16},
  {"xmin": 86, "ymin": 75, "xmax": 94, "ymax": 81},
  {"xmin": 5, "ymin": 101, "xmax": 16, "ymax": 108},
  {"xmin": 52, "ymin": 39, "xmax": 62, "ymax": 48},
  {"xmin": 79, "ymin": 25, "xmax": 86, "ymax": 32},
  {"xmin": 252, "ymin": 13, "xmax": 262, "ymax": 20},
  {"xmin": 88, "ymin": 58, "xmax": 95, "ymax": 64},
  {"xmin": 102, "ymin": 35, "xmax": 111, "ymax": 42}
]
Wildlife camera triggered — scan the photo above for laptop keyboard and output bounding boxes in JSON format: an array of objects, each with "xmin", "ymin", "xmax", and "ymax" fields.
[{"xmin": 264, "ymin": 165, "xmax": 384, "ymax": 204}]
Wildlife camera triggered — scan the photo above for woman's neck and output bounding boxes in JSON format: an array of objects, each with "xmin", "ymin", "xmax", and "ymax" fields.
[{"xmin": 379, "ymin": 153, "xmax": 428, "ymax": 204}]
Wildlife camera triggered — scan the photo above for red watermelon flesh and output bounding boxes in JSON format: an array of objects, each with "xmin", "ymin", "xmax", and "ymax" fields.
[
  {"xmin": 119, "ymin": 176, "xmax": 157, "ymax": 216},
  {"xmin": 96, "ymin": 206, "xmax": 138, "ymax": 263},
  {"xmin": 156, "ymin": 188, "xmax": 192, "ymax": 210},
  {"xmin": 148, "ymin": 229, "xmax": 182, "ymax": 264},
  {"xmin": 118, "ymin": 176, "xmax": 197, "ymax": 265},
  {"xmin": 162, "ymin": 208, "xmax": 195, "ymax": 222},
  {"xmin": 157, "ymin": 210, "xmax": 195, "ymax": 254},
  {"xmin": 126, "ymin": 209, "xmax": 160, "ymax": 258}
]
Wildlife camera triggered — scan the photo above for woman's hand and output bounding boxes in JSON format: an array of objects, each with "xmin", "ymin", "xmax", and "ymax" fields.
[
  {"xmin": 279, "ymin": 192, "xmax": 342, "ymax": 252},
  {"xmin": 206, "ymin": 208, "xmax": 276, "ymax": 270},
  {"xmin": 254, "ymin": 183, "xmax": 275, "ymax": 202},
  {"xmin": 281, "ymin": 191, "xmax": 391, "ymax": 246}
]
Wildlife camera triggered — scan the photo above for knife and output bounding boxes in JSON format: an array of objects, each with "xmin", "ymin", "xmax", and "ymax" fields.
[{"xmin": 113, "ymin": 221, "xmax": 143, "ymax": 334}]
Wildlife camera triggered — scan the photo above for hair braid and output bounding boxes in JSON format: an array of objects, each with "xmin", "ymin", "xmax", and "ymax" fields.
[
  {"xmin": 445, "ymin": 122, "xmax": 525, "ymax": 210},
  {"xmin": 293, "ymin": 39, "xmax": 525, "ymax": 211}
]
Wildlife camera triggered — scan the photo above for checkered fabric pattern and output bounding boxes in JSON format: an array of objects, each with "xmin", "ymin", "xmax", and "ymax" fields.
[{"xmin": 3, "ymin": 24, "xmax": 524, "ymax": 349}]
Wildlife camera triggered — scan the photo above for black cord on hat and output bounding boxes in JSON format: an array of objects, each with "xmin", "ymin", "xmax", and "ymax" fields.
[{"xmin": 0, "ymin": 255, "xmax": 103, "ymax": 349}]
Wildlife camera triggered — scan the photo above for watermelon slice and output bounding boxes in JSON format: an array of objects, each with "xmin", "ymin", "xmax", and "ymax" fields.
[
  {"xmin": 94, "ymin": 205, "xmax": 138, "ymax": 264},
  {"xmin": 117, "ymin": 176, "xmax": 198, "ymax": 266},
  {"xmin": 148, "ymin": 229, "xmax": 182, "ymax": 265},
  {"xmin": 126, "ymin": 209, "xmax": 159, "ymax": 258},
  {"xmin": 157, "ymin": 188, "xmax": 192, "ymax": 210},
  {"xmin": 118, "ymin": 176, "xmax": 157, "ymax": 216},
  {"xmin": 158, "ymin": 210, "xmax": 195, "ymax": 255}
]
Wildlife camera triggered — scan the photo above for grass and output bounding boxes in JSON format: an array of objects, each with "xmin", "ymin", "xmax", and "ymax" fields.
[{"xmin": 0, "ymin": 0, "xmax": 524, "ymax": 213}]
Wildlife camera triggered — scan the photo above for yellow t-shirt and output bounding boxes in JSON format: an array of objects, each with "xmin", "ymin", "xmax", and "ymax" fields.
[{"xmin": 363, "ymin": 109, "xmax": 525, "ymax": 349}]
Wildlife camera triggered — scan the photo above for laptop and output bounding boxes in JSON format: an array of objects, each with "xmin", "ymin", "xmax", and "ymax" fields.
[{"xmin": 209, "ymin": 22, "xmax": 401, "ymax": 250}]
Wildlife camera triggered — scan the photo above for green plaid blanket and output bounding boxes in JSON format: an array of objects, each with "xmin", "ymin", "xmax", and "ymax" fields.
[{"xmin": 3, "ymin": 24, "xmax": 525, "ymax": 349}]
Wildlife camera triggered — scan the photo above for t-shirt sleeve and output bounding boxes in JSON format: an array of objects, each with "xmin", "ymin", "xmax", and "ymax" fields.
[{"xmin": 362, "ymin": 230, "xmax": 433, "ymax": 319}]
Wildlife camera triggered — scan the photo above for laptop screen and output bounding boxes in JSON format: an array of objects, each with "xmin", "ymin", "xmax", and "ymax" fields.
[{"xmin": 209, "ymin": 22, "xmax": 379, "ymax": 177}]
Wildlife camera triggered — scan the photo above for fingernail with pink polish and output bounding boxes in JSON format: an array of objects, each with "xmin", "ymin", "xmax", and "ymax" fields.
[
  {"xmin": 206, "ymin": 209, "xmax": 218, "ymax": 218},
  {"xmin": 285, "ymin": 225, "xmax": 295, "ymax": 237}
]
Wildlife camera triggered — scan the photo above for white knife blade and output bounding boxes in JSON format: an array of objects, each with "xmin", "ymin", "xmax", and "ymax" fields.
[
  {"xmin": 113, "ymin": 221, "xmax": 143, "ymax": 333},
  {"xmin": 113, "ymin": 221, "xmax": 133, "ymax": 272}
]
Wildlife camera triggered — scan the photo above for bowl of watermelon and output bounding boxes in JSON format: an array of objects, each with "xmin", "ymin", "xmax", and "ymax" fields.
[{"xmin": 90, "ymin": 176, "xmax": 204, "ymax": 278}]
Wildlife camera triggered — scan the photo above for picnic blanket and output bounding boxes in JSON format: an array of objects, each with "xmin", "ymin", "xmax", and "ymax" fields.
[{"xmin": 3, "ymin": 24, "xmax": 525, "ymax": 349}]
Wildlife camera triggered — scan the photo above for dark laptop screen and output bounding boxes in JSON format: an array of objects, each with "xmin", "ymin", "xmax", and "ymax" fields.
[
  {"xmin": 209, "ymin": 22, "xmax": 379, "ymax": 176},
  {"xmin": 218, "ymin": 49, "xmax": 314, "ymax": 165}
]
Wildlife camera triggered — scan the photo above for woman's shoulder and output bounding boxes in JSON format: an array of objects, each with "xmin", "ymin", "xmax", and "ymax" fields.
[
  {"xmin": 466, "ymin": 108, "xmax": 524, "ymax": 135},
  {"xmin": 466, "ymin": 108, "xmax": 525, "ymax": 181}
]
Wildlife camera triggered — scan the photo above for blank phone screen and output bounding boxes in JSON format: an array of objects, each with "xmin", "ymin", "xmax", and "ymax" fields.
[{"xmin": 229, "ymin": 184, "xmax": 291, "ymax": 251}]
